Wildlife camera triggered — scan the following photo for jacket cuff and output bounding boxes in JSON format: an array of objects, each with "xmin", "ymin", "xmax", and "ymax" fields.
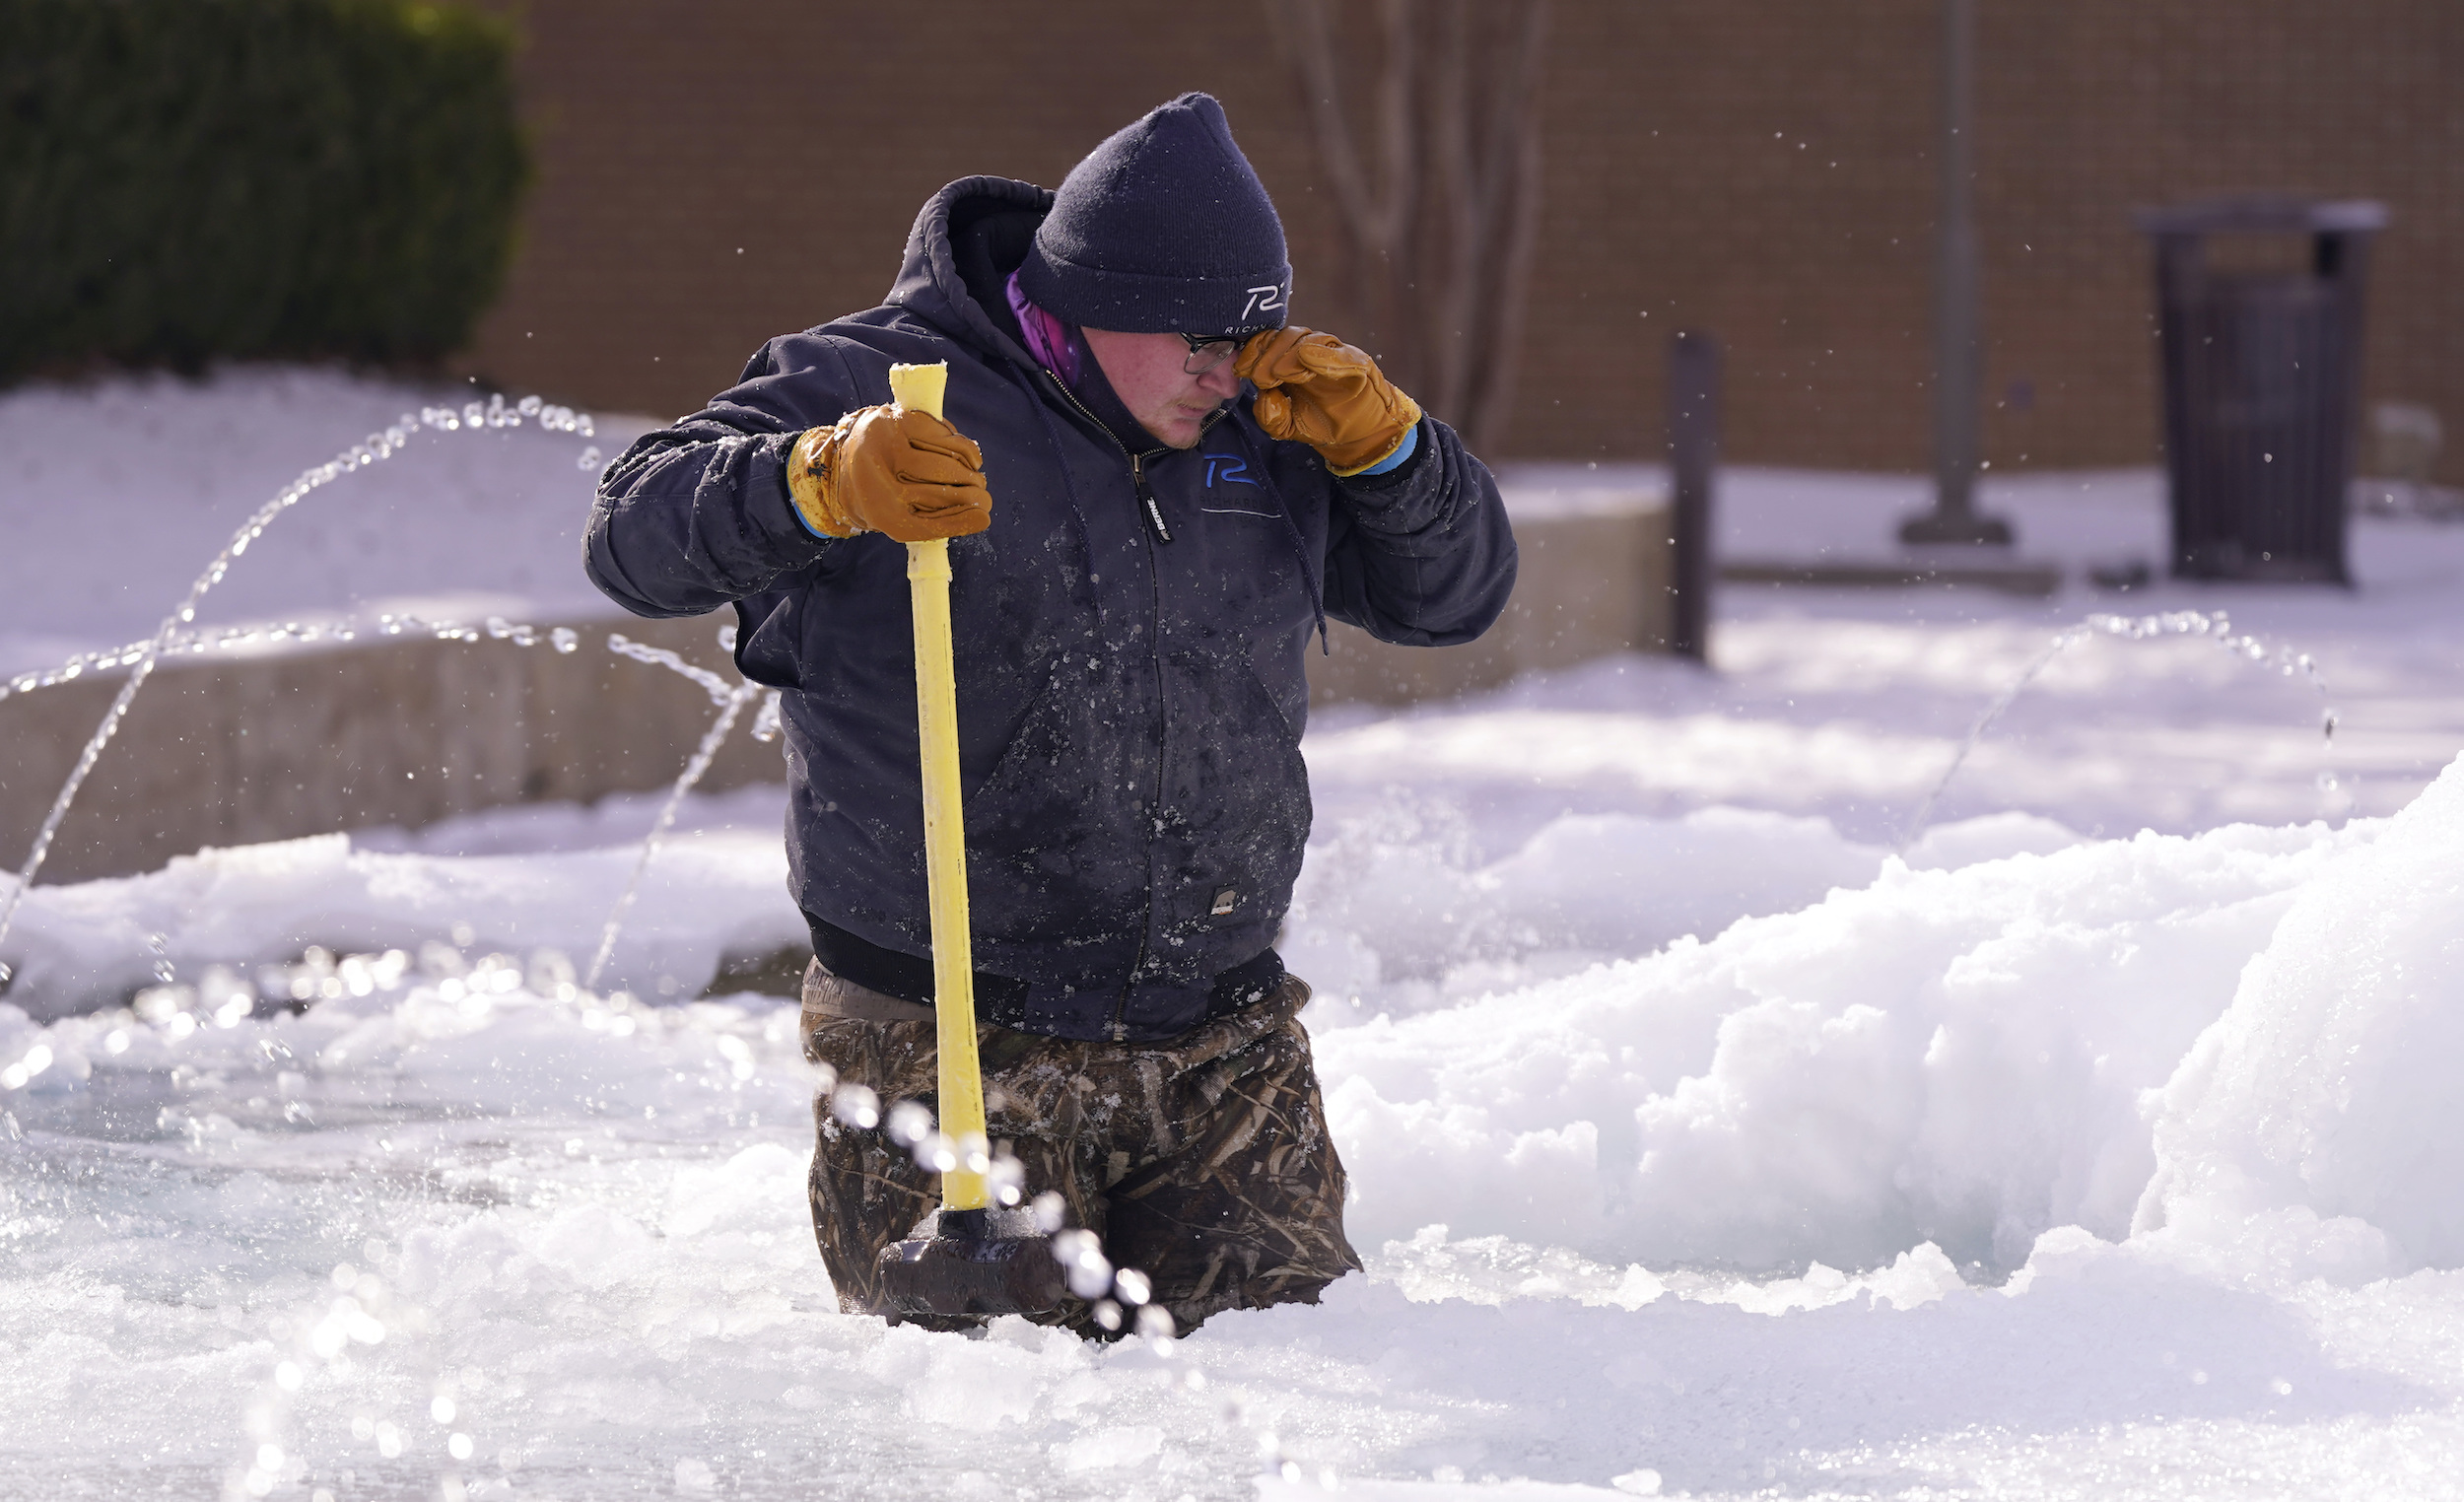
[
  {"xmin": 1339, "ymin": 421, "xmax": 1419, "ymax": 478},
  {"xmin": 1334, "ymin": 417, "xmax": 1431, "ymax": 500},
  {"xmin": 762, "ymin": 431, "xmax": 837, "ymax": 554}
]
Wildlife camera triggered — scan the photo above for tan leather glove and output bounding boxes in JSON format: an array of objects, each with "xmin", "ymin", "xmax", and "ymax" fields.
[
  {"xmin": 1236, "ymin": 326, "xmax": 1423, "ymax": 476},
  {"xmin": 786, "ymin": 404, "xmax": 991, "ymax": 541}
]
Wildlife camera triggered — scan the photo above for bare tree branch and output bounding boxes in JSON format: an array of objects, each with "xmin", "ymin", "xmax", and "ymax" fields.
[
  {"xmin": 1263, "ymin": 0, "xmax": 1549, "ymax": 454},
  {"xmin": 1468, "ymin": 0, "xmax": 1550, "ymax": 447}
]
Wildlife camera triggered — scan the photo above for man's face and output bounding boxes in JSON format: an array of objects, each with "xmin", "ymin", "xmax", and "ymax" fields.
[{"xmin": 1081, "ymin": 328, "xmax": 1244, "ymax": 449}]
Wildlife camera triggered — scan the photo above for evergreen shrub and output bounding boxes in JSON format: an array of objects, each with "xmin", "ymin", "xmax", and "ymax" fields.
[{"xmin": 0, "ymin": 0, "xmax": 527, "ymax": 385}]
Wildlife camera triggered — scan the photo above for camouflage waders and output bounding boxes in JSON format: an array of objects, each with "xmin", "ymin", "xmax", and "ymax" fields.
[{"xmin": 799, "ymin": 961, "xmax": 1361, "ymax": 1338}]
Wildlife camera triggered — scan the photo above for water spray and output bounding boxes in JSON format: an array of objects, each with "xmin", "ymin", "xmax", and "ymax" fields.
[
  {"xmin": 0, "ymin": 614, "xmax": 589, "ymax": 708},
  {"xmin": 0, "ymin": 394, "xmax": 599, "ymax": 980},
  {"xmin": 1900, "ymin": 608, "xmax": 2340, "ymax": 848},
  {"xmin": 581, "ymin": 640, "xmax": 765, "ymax": 993}
]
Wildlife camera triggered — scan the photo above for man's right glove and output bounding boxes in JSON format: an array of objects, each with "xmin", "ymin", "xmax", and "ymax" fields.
[
  {"xmin": 786, "ymin": 404, "xmax": 992, "ymax": 541},
  {"xmin": 1236, "ymin": 326, "xmax": 1423, "ymax": 477}
]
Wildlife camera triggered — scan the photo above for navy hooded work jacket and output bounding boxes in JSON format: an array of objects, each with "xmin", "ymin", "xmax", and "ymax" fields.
[{"xmin": 584, "ymin": 177, "xmax": 1517, "ymax": 1042}]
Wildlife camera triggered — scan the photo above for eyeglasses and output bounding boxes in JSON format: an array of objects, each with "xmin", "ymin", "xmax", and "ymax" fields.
[{"xmin": 1179, "ymin": 331, "xmax": 1253, "ymax": 376}]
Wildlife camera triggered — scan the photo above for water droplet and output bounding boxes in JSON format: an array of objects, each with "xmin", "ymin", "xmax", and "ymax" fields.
[
  {"xmin": 831, "ymin": 1084, "xmax": 880, "ymax": 1128},
  {"xmin": 884, "ymin": 1101, "xmax": 932, "ymax": 1146}
]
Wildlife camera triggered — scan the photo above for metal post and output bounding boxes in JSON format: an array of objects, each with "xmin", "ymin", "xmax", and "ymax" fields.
[
  {"xmin": 1668, "ymin": 330, "xmax": 1720, "ymax": 661},
  {"xmin": 1901, "ymin": 0, "xmax": 2013, "ymax": 547}
]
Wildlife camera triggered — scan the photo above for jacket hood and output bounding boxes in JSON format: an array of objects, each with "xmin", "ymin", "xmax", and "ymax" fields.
[{"xmin": 883, "ymin": 175, "xmax": 1056, "ymax": 366}]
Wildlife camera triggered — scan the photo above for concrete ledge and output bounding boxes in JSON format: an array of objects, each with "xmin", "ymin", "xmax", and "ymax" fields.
[
  {"xmin": 0, "ymin": 615, "xmax": 782, "ymax": 884},
  {"xmin": 1307, "ymin": 497, "xmax": 1676, "ymax": 708},
  {"xmin": 4, "ymin": 497, "xmax": 1679, "ymax": 882},
  {"xmin": 1720, "ymin": 557, "xmax": 2064, "ymax": 596}
]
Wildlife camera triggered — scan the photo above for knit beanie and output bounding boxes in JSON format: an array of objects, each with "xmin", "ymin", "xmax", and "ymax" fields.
[{"xmin": 1017, "ymin": 93, "xmax": 1291, "ymax": 338}]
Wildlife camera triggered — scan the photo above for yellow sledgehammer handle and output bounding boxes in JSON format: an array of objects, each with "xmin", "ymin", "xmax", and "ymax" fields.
[{"xmin": 887, "ymin": 362, "xmax": 990, "ymax": 1213}]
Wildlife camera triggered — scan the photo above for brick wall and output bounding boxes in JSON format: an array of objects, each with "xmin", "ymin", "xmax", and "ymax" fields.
[
  {"xmin": 458, "ymin": 1, "xmax": 1338, "ymax": 424},
  {"xmin": 462, "ymin": 0, "xmax": 2464, "ymax": 480}
]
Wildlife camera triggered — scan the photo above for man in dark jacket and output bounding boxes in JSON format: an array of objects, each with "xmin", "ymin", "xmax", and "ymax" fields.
[{"xmin": 585, "ymin": 94, "xmax": 1515, "ymax": 1335}]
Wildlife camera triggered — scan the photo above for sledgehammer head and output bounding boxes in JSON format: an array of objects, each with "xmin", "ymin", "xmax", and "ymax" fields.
[{"xmin": 878, "ymin": 1205, "xmax": 1066, "ymax": 1319}]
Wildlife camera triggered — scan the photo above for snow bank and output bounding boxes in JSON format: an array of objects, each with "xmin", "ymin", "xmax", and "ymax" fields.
[
  {"xmin": 11, "ymin": 772, "xmax": 2441, "ymax": 1293},
  {"xmin": 9, "ymin": 759, "xmax": 2455, "ymax": 1299},
  {"xmin": 1311, "ymin": 811, "xmax": 2373, "ymax": 1274},
  {"xmin": 0, "ymin": 827, "xmax": 803, "ymax": 1019},
  {"xmin": 1285, "ymin": 803, "xmax": 2082, "ymax": 1016},
  {"xmin": 6, "ymin": 775, "xmax": 2464, "ymax": 1497},
  {"xmin": 2136, "ymin": 754, "xmax": 2464, "ymax": 1277}
]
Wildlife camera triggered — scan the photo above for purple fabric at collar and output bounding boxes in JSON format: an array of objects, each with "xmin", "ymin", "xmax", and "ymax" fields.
[{"xmin": 1005, "ymin": 270, "xmax": 1080, "ymax": 388}]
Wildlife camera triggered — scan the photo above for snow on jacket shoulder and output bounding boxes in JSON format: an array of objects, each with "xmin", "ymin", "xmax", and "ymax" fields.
[{"xmin": 584, "ymin": 175, "xmax": 1517, "ymax": 1042}]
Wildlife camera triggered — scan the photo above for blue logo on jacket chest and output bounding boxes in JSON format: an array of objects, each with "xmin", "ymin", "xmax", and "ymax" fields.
[{"xmin": 1201, "ymin": 454, "xmax": 1257, "ymax": 489}]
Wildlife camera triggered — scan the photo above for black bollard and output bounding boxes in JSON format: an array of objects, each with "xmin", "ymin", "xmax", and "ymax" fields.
[{"xmin": 1667, "ymin": 330, "xmax": 1721, "ymax": 662}]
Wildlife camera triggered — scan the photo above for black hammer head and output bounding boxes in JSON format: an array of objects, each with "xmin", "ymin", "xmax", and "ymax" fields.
[{"xmin": 876, "ymin": 1205, "xmax": 1066, "ymax": 1319}]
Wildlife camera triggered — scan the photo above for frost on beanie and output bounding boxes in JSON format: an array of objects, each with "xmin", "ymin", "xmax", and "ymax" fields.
[{"xmin": 1017, "ymin": 93, "xmax": 1292, "ymax": 338}]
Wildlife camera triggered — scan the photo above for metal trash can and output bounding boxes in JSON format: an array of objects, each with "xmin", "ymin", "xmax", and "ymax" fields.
[{"xmin": 2136, "ymin": 197, "xmax": 2386, "ymax": 583}]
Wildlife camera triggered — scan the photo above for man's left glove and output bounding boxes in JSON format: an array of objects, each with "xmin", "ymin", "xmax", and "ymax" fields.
[
  {"xmin": 1236, "ymin": 326, "xmax": 1423, "ymax": 477},
  {"xmin": 786, "ymin": 404, "xmax": 992, "ymax": 542}
]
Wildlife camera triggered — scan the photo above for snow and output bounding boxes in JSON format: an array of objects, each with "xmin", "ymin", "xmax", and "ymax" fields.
[
  {"xmin": 0, "ymin": 367, "xmax": 650, "ymax": 678},
  {"xmin": 2134, "ymin": 754, "xmax": 2464, "ymax": 1271},
  {"xmin": 5, "ymin": 370, "xmax": 2464, "ymax": 1499},
  {"xmin": 1307, "ymin": 816, "xmax": 2374, "ymax": 1275}
]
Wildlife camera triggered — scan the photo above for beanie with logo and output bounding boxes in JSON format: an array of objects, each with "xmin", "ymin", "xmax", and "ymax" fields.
[{"xmin": 1017, "ymin": 93, "xmax": 1291, "ymax": 339}]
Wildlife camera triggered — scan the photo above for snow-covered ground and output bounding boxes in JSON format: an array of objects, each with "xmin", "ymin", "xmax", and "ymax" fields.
[
  {"xmin": 0, "ymin": 367, "xmax": 654, "ymax": 680},
  {"xmin": 5, "ymin": 370, "xmax": 2464, "ymax": 1500}
]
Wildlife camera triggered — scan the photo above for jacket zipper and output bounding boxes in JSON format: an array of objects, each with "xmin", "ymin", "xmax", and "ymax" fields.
[
  {"xmin": 1041, "ymin": 369, "xmax": 1222, "ymax": 542},
  {"xmin": 1036, "ymin": 371, "xmax": 1222, "ymax": 1038},
  {"xmin": 1111, "ymin": 529, "xmax": 1169, "ymax": 1042},
  {"xmin": 1132, "ymin": 454, "xmax": 1172, "ymax": 543}
]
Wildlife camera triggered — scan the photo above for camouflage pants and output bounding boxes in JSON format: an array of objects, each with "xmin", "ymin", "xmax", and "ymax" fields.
[{"xmin": 799, "ymin": 962, "xmax": 1361, "ymax": 1338}]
